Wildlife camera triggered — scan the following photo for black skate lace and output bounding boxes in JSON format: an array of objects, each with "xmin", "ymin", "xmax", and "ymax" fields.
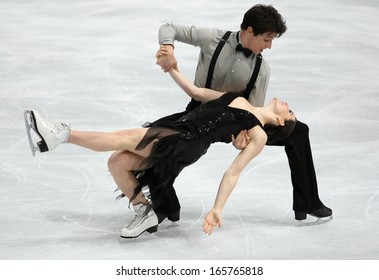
[{"xmin": 126, "ymin": 213, "xmax": 147, "ymax": 229}]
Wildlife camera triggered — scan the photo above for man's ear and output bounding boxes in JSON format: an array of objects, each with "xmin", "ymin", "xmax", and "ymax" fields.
[{"xmin": 247, "ymin": 26, "xmax": 255, "ymax": 35}]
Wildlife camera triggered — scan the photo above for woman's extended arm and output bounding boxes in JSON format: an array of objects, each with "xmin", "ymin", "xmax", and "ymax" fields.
[
  {"xmin": 202, "ymin": 127, "xmax": 267, "ymax": 235},
  {"xmin": 168, "ymin": 68, "xmax": 225, "ymax": 102}
]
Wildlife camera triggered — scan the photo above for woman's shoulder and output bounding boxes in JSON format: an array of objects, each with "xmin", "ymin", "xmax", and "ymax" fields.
[{"xmin": 209, "ymin": 92, "xmax": 241, "ymax": 106}]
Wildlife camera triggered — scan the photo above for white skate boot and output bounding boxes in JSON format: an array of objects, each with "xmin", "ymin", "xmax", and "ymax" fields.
[
  {"xmin": 120, "ymin": 204, "xmax": 158, "ymax": 238},
  {"xmin": 24, "ymin": 110, "xmax": 70, "ymax": 156}
]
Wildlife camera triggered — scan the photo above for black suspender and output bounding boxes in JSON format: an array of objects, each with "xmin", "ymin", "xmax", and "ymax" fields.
[
  {"xmin": 186, "ymin": 31, "xmax": 263, "ymax": 111},
  {"xmin": 205, "ymin": 31, "xmax": 232, "ymax": 89},
  {"xmin": 207, "ymin": 31, "xmax": 262, "ymax": 99},
  {"xmin": 243, "ymin": 53, "xmax": 262, "ymax": 99}
]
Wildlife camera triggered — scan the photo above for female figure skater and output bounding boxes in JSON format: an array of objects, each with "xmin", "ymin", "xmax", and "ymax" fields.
[{"xmin": 24, "ymin": 67, "xmax": 296, "ymax": 238}]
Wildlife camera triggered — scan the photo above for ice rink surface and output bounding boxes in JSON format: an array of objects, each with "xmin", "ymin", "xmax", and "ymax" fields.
[{"xmin": 0, "ymin": 0, "xmax": 379, "ymax": 265}]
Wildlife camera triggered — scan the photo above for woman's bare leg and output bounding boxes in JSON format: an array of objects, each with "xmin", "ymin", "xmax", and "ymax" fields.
[
  {"xmin": 68, "ymin": 128, "xmax": 151, "ymax": 156},
  {"xmin": 67, "ymin": 128, "xmax": 160, "ymax": 238},
  {"xmin": 25, "ymin": 110, "xmax": 158, "ymax": 237},
  {"xmin": 108, "ymin": 150, "xmax": 147, "ymax": 204},
  {"xmin": 68, "ymin": 128, "xmax": 155, "ymax": 205}
]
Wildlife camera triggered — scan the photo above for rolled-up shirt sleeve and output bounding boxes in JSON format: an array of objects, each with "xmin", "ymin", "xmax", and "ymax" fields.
[{"xmin": 158, "ymin": 23, "xmax": 216, "ymax": 48}]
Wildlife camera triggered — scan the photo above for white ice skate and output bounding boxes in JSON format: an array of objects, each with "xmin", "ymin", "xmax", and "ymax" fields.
[
  {"xmin": 296, "ymin": 215, "xmax": 333, "ymax": 227},
  {"xmin": 24, "ymin": 110, "xmax": 70, "ymax": 156},
  {"xmin": 120, "ymin": 204, "xmax": 158, "ymax": 238}
]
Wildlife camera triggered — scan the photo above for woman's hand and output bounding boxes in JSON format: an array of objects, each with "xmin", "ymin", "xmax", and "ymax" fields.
[
  {"xmin": 202, "ymin": 208, "xmax": 222, "ymax": 235},
  {"xmin": 231, "ymin": 130, "xmax": 251, "ymax": 150},
  {"xmin": 156, "ymin": 45, "xmax": 177, "ymax": 72}
]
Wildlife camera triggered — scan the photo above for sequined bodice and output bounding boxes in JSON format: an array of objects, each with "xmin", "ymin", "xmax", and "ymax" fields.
[{"xmin": 174, "ymin": 92, "xmax": 262, "ymax": 144}]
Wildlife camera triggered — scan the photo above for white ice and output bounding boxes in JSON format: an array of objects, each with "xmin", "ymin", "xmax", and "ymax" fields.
[{"xmin": 0, "ymin": 0, "xmax": 379, "ymax": 261}]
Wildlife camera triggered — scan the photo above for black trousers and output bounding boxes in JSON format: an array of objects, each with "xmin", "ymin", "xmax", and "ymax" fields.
[
  {"xmin": 268, "ymin": 120, "xmax": 323, "ymax": 212},
  {"xmin": 154, "ymin": 120, "xmax": 323, "ymax": 217}
]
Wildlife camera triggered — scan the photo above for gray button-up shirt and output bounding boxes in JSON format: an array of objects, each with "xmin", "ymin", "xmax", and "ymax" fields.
[{"xmin": 159, "ymin": 23, "xmax": 270, "ymax": 107}]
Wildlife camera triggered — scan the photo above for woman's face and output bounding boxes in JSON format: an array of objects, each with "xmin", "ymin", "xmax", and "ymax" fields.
[{"xmin": 271, "ymin": 98, "xmax": 296, "ymax": 122}]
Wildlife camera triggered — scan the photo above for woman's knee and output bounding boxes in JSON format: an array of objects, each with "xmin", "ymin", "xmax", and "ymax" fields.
[
  {"xmin": 107, "ymin": 152, "xmax": 118, "ymax": 171},
  {"xmin": 107, "ymin": 151, "xmax": 143, "ymax": 172}
]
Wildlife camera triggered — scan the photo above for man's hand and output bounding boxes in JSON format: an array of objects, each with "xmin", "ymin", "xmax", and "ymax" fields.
[
  {"xmin": 231, "ymin": 130, "xmax": 251, "ymax": 150},
  {"xmin": 156, "ymin": 45, "xmax": 177, "ymax": 72}
]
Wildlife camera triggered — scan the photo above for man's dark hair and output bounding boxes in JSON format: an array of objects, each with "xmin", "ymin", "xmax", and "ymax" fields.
[
  {"xmin": 264, "ymin": 119, "xmax": 297, "ymax": 145},
  {"xmin": 241, "ymin": 4, "xmax": 287, "ymax": 37}
]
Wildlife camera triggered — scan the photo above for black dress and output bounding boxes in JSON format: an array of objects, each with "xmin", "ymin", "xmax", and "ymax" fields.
[{"xmin": 131, "ymin": 92, "xmax": 263, "ymax": 210}]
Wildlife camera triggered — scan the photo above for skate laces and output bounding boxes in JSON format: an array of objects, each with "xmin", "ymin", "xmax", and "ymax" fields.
[
  {"xmin": 126, "ymin": 214, "xmax": 143, "ymax": 230},
  {"xmin": 124, "ymin": 205, "xmax": 152, "ymax": 230},
  {"xmin": 126, "ymin": 212, "xmax": 147, "ymax": 230},
  {"xmin": 43, "ymin": 118, "xmax": 70, "ymax": 133}
]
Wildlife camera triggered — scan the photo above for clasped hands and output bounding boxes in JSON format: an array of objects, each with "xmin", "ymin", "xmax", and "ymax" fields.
[{"xmin": 156, "ymin": 45, "xmax": 177, "ymax": 72}]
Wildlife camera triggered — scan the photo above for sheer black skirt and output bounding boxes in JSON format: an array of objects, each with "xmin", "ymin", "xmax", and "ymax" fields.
[{"xmin": 131, "ymin": 126, "xmax": 210, "ymax": 210}]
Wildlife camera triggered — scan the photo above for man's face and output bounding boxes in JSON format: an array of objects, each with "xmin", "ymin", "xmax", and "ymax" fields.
[{"xmin": 246, "ymin": 28, "xmax": 277, "ymax": 54}]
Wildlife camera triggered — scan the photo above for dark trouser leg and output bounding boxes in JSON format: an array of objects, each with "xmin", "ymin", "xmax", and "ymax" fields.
[
  {"xmin": 269, "ymin": 121, "xmax": 322, "ymax": 212},
  {"xmin": 135, "ymin": 170, "xmax": 180, "ymax": 223},
  {"xmin": 154, "ymin": 188, "xmax": 181, "ymax": 222}
]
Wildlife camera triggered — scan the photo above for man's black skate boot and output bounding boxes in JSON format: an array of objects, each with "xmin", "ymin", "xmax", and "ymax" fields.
[{"xmin": 295, "ymin": 204, "xmax": 332, "ymax": 220}]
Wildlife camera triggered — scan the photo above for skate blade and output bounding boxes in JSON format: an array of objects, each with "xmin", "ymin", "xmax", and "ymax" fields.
[
  {"xmin": 24, "ymin": 110, "xmax": 48, "ymax": 156},
  {"xmin": 296, "ymin": 215, "xmax": 333, "ymax": 227}
]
